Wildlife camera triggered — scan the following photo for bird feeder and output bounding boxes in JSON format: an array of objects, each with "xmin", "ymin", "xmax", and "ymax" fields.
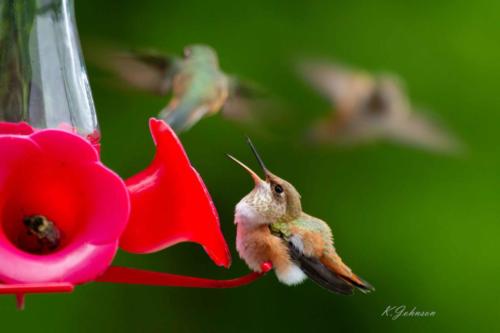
[{"xmin": 0, "ymin": 0, "xmax": 270, "ymax": 310}]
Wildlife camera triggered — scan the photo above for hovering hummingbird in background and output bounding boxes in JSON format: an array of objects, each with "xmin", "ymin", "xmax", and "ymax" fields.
[
  {"xmin": 299, "ymin": 60, "xmax": 461, "ymax": 153},
  {"xmin": 97, "ymin": 44, "xmax": 266, "ymax": 132},
  {"xmin": 228, "ymin": 139, "xmax": 374, "ymax": 295},
  {"xmin": 21, "ymin": 215, "xmax": 61, "ymax": 254}
]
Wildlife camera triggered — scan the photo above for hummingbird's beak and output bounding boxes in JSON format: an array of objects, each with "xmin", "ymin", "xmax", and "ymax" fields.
[
  {"xmin": 246, "ymin": 137, "xmax": 270, "ymax": 179},
  {"xmin": 227, "ymin": 154, "xmax": 263, "ymax": 185}
]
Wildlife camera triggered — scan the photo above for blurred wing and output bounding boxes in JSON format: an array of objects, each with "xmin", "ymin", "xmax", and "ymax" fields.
[
  {"xmin": 222, "ymin": 76, "xmax": 269, "ymax": 122},
  {"xmin": 95, "ymin": 49, "xmax": 181, "ymax": 95},
  {"xmin": 298, "ymin": 60, "xmax": 375, "ymax": 111},
  {"xmin": 287, "ymin": 241, "xmax": 354, "ymax": 295},
  {"xmin": 386, "ymin": 110, "xmax": 463, "ymax": 154}
]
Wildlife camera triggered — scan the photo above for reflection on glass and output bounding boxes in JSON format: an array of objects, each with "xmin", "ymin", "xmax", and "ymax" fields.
[{"xmin": 0, "ymin": 0, "xmax": 99, "ymax": 141}]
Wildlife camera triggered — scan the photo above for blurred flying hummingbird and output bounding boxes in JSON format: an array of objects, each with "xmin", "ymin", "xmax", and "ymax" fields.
[
  {"xmin": 299, "ymin": 60, "xmax": 461, "ymax": 153},
  {"xmin": 97, "ymin": 44, "xmax": 265, "ymax": 132},
  {"xmin": 228, "ymin": 139, "xmax": 374, "ymax": 294}
]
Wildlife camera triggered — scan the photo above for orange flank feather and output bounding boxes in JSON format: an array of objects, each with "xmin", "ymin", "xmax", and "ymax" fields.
[{"xmin": 236, "ymin": 224, "xmax": 292, "ymax": 276}]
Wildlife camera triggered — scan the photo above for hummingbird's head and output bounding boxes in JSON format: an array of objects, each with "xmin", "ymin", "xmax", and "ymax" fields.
[
  {"xmin": 183, "ymin": 44, "xmax": 219, "ymax": 67},
  {"xmin": 228, "ymin": 139, "xmax": 302, "ymax": 227},
  {"xmin": 365, "ymin": 75, "xmax": 408, "ymax": 117}
]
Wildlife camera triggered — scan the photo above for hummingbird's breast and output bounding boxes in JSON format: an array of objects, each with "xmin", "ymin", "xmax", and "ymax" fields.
[{"xmin": 236, "ymin": 223, "xmax": 291, "ymax": 274}]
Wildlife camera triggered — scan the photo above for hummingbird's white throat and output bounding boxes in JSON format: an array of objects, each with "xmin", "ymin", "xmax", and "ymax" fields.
[
  {"xmin": 234, "ymin": 183, "xmax": 278, "ymax": 226},
  {"xmin": 234, "ymin": 201, "xmax": 259, "ymax": 225}
]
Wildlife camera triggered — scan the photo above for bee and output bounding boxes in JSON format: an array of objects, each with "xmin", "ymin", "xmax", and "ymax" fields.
[{"xmin": 23, "ymin": 215, "xmax": 61, "ymax": 253}]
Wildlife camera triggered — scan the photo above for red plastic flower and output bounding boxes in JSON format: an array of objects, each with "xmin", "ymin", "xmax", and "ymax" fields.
[
  {"xmin": 0, "ymin": 125, "xmax": 129, "ymax": 284},
  {"xmin": 0, "ymin": 119, "xmax": 270, "ymax": 309},
  {"xmin": 121, "ymin": 119, "xmax": 230, "ymax": 267}
]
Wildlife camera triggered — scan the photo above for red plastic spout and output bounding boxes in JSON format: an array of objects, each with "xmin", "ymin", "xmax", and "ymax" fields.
[
  {"xmin": 0, "ymin": 282, "xmax": 74, "ymax": 294},
  {"xmin": 120, "ymin": 119, "xmax": 231, "ymax": 268},
  {"xmin": 96, "ymin": 262, "xmax": 273, "ymax": 289},
  {"xmin": 0, "ymin": 283, "xmax": 74, "ymax": 310}
]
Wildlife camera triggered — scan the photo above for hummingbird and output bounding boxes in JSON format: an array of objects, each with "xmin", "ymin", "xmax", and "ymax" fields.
[
  {"xmin": 299, "ymin": 60, "xmax": 461, "ymax": 153},
  {"xmin": 22, "ymin": 215, "xmax": 61, "ymax": 253},
  {"xmin": 228, "ymin": 139, "xmax": 374, "ymax": 295},
  {"xmin": 97, "ymin": 44, "xmax": 265, "ymax": 132}
]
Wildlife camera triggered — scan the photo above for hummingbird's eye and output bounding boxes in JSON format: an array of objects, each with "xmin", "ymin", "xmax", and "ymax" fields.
[{"xmin": 274, "ymin": 184, "xmax": 284, "ymax": 194}]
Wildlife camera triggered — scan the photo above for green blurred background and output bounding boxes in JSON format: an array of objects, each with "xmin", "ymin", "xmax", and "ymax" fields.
[{"xmin": 3, "ymin": 0, "xmax": 500, "ymax": 331}]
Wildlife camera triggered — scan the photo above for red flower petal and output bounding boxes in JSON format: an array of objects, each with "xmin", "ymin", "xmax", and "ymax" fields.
[
  {"xmin": 120, "ymin": 119, "xmax": 231, "ymax": 268},
  {"xmin": 0, "ymin": 127, "xmax": 129, "ymax": 285},
  {"xmin": 31, "ymin": 129, "xmax": 99, "ymax": 163},
  {"xmin": 0, "ymin": 122, "xmax": 34, "ymax": 135}
]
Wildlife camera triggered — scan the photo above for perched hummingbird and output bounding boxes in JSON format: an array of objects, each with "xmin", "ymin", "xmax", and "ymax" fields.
[
  {"xmin": 299, "ymin": 60, "xmax": 461, "ymax": 153},
  {"xmin": 22, "ymin": 215, "xmax": 61, "ymax": 253},
  {"xmin": 98, "ymin": 44, "xmax": 264, "ymax": 132},
  {"xmin": 228, "ymin": 139, "xmax": 374, "ymax": 294}
]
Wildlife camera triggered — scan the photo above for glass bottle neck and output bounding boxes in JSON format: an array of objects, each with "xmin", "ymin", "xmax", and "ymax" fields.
[{"xmin": 0, "ymin": 0, "xmax": 100, "ymax": 141}]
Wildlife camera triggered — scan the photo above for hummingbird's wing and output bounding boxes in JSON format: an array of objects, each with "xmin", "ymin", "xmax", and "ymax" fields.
[
  {"xmin": 222, "ymin": 76, "xmax": 271, "ymax": 122},
  {"xmin": 94, "ymin": 49, "xmax": 182, "ymax": 96},
  {"xmin": 287, "ymin": 241, "xmax": 354, "ymax": 295},
  {"xmin": 272, "ymin": 218, "xmax": 355, "ymax": 295},
  {"xmin": 280, "ymin": 215, "xmax": 374, "ymax": 294},
  {"xmin": 298, "ymin": 60, "xmax": 375, "ymax": 114},
  {"xmin": 384, "ymin": 109, "xmax": 463, "ymax": 154}
]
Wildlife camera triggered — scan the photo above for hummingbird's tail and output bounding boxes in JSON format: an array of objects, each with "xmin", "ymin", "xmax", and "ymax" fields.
[
  {"xmin": 321, "ymin": 253, "xmax": 375, "ymax": 294},
  {"xmin": 159, "ymin": 98, "xmax": 210, "ymax": 133},
  {"xmin": 288, "ymin": 242, "xmax": 374, "ymax": 295},
  {"xmin": 340, "ymin": 272, "xmax": 375, "ymax": 294}
]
